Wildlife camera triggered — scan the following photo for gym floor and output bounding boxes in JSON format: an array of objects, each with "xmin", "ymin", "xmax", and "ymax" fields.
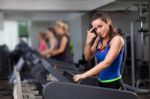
[{"xmin": 0, "ymin": 80, "xmax": 149, "ymax": 99}]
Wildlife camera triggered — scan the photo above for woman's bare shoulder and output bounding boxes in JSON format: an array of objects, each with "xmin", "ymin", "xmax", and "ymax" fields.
[{"xmin": 110, "ymin": 35, "xmax": 124, "ymax": 46}]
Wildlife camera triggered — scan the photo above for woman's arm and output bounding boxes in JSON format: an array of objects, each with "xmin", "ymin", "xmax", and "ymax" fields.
[
  {"xmin": 84, "ymin": 27, "xmax": 99, "ymax": 61},
  {"xmin": 50, "ymin": 38, "xmax": 57, "ymax": 51},
  {"xmin": 50, "ymin": 36, "xmax": 68, "ymax": 56},
  {"xmin": 84, "ymin": 37, "xmax": 99, "ymax": 61},
  {"xmin": 74, "ymin": 36, "xmax": 124, "ymax": 82},
  {"xmin": 90, "ymin": 37, "xmax": 99, "ymax": 55},
  {"xmin": 40, "ymin": 38, "xmax": 57, "ymax": 57},
  {"xmin": 84, "ymin": 44, "xmax": 91, "ymax": 61}
]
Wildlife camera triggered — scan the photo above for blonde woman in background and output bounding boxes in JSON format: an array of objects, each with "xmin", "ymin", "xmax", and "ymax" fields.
[{"xmin": 45, "ymin": 21, "xmax": 73, "ymax": 63}]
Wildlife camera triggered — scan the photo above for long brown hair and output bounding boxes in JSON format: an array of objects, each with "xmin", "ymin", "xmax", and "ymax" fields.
[
  {"xmin": 90, "ymin": 12, "xmax": 119, "ymax": 42},
  {"xmin": 48, "ymin": 27, "xmax": 56, "ymax": 36}
]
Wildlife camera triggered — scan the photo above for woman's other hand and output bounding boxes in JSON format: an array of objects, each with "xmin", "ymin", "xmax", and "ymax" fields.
[
  {"xmin": 86, "ymin": 27, "xmax": 97, "ymax": 45},
  {"xmin": 73, "ymin": 74, "xmax": 87, "ymax": 82}
]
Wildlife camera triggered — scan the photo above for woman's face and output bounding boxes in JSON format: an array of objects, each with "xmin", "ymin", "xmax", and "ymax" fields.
[
  {"xmin": 91, "ymin": 18, "xmax": 109, "ymax": 38},
  {"xmin": 36, "ymin": 33, "xmax": 42, "ymax": 41},
  {"xmin": 54, "ymin": 25, "xmax": 64, "ymax": 35}
]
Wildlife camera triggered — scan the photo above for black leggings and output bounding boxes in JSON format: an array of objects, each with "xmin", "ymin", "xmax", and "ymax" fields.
[{"xmin": 99, "ymin": 79, "xmax": 125, "ymax": 90}]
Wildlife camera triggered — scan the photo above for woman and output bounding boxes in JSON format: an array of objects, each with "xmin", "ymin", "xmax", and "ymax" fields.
[
  {"xmin": 73, "ymin": 12, "xmax": 125, "ymax": 90},
  {"xmin": 49, "ymin": 21, "xmax": 73, "ymax": 63},
  {"xmin": 41, "ymin": 27, "xmax": 57, "ymax": 57},
  {"xmin": 37, "ymin": 32, "xmax": 47, "ymax": 53}
]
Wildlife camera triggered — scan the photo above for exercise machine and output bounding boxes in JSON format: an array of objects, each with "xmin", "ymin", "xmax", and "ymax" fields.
[
  {"xmin": 10, "ymin": 41, "xmax": 138, "ymax": 99},
  {"xmin": 47, "ymin": 58, "xmax": 79, "ymax": 72},
  {"xmin": 123, "ymin": 2, "xmax": 150, "ymax": 93}
]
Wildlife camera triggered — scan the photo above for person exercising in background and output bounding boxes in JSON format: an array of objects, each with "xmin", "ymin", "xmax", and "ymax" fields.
[
  {"xmin": 44, "ymin": 21, "xmax": 73, "ymax": 63},
  {"xmin": 37, "ymin": 32, "xmax": 47, "ymax": 53},
  {"xmin": 41, "ymin": 27, "xmax": 57, "ymax": 57},
  {"xmin": 73, "ymin": 12, "xmax": 125, "ymax": 90}
]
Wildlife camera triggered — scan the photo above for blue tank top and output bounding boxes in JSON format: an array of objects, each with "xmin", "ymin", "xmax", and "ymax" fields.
[{"xmin": 95, "ymin": 41, "xmax": 124, "ymax": 83}]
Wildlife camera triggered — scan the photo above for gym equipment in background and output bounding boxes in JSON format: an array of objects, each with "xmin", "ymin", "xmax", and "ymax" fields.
[
  {"xmin": 47, "ymin": 58, "xmax": 79, "ymax": 72},
  {"xmin": 123, "ymin": 1, "xmax": 150, "ymax": 94},
  {"xmin": 0, "ymin": 45, "xmax": 11, "ymax": 80}
]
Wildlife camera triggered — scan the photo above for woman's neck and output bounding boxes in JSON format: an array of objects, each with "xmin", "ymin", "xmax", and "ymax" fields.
[{"xmin": 102, "ymin": 36, "xmax": 109, "ymax": 43}]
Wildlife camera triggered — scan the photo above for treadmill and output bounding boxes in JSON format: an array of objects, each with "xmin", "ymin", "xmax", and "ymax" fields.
[
  {"xmin": 10, "ymin": 42, "xmax": 138, "ymax": 99},
  {"xmin": 47, "ymin": 58, "xmax": 79, "ymax": 72}
]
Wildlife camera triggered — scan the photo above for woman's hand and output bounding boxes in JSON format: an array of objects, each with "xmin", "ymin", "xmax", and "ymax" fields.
[
  {"xmin": 86, "ymin": 27, "xmax": 97, "ymax": 45},
  {"xmin": 41, "ymin": 50, "xmax": 52, "ymax": 57},
  {"xmin": 73, "ymin": 73, "xmax": 87, "ymax": 82},
  {"xmin": 40, "ymin": 51, "xmax": 47, "ymax": 56}
]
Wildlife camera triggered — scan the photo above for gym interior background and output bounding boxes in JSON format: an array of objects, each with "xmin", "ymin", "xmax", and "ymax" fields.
[{"xmin": 0, "ymin": 0, "xmax": 149, "ymax": 99}]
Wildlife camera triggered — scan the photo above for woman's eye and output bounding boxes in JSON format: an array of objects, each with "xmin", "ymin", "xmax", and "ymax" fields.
[{"xmin": 97, "ymin": 25, "xmax": 102, "ymax": 28}]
